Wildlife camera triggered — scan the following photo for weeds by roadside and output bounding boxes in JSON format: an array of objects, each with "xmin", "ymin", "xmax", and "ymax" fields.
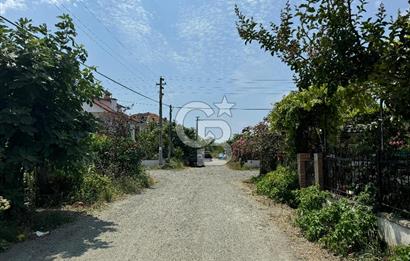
[
  {"xmin": 0, "ymin": 171, "xmax": 153, "ymax": 253},
  {"xmin": 0, "ymin": 134, "xmax": 153, "ymax": 253},
  {"xmin": 227, "ymin": 161, "xmax": 256, "ymax": 171},
  {"xmin": 250, "ymin": 168, "xmax": 410, "ymax": 260},
  {"xmin": 0, "ymin": 210, "xmax": 76, "ymax": 252},
  {"xmin": 161, "ymin": 159, "xmax": 185, "ymax": 170},
  {"xmin": 256, "ymin": 166, "xmax": 299, "ymax": 207},
  {"xmin": 389, "ymin": 245, "xmax": 410, "ymax": 261}
]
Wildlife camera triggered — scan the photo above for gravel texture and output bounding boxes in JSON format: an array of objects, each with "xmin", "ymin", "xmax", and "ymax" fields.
[{"xmin": 1, "ymin": 166, "xmax": 334, "ymax": 261}]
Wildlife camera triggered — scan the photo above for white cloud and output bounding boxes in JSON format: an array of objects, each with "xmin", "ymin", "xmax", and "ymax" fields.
[
  {"xmin": 40, "ymin": 0, "xmax": 72, "ymax": 4},
  {"xmin": 177, "ymin": 16, "xmax": 214, "ymax": 40},
  {"xmin": 93, "ymin": 0, "xmax": 164, "ymax": 65},
  {"xmin": 105, "ymin": 0, "xmax": 152, "ymax": 37},
  {"xmin": 171, "ymin": 0, "xmax": 286, "ymax": 77},
  {"xmin": 0, "ymin": 0, "xmax": 26, "ymax": 14}
]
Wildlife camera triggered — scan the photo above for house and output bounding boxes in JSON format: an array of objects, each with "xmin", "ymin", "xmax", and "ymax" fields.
[
  {"xmin": 131, "ymin": 112, "xmax": 160, "ymax": 124},
  {"xmin": 130, "ymin": 112, "xmax": 161, "ymax": 132},
  {"xmin": 83, "ymin": 91, "xmax": 137, "ymax": 140},
  {"xmin": 82, "ymin": 91, "xmax": 126, "ymax": 117}
]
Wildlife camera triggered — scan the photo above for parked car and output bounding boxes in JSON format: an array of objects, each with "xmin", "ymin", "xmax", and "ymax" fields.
[
  {"xmin": 218, "ymin": 153, "xmax": 227, "ymax": 160},
  {"xmin": 184, "ymin": 149, "xmax": 205, "ymax": 167}
]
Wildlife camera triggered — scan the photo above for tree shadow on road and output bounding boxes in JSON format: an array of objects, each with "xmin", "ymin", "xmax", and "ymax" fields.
[{"xmin": 0, "ymin": 210, "xmax": 117, "ymax": 260}]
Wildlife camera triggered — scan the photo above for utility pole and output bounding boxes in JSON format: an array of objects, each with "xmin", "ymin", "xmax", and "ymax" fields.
[
  {"xmin": 168, "ymin": 105, "xmax": 173, "ymax": 162},
  {"xmin": 157, "ymin": 76, "xmax": 165, "ymax": 166},
  {"xmin": 196, "ymin": 116, "xmax": 200, "ymax": 140}
]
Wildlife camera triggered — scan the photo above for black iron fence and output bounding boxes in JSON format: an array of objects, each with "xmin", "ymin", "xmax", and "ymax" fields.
[{"xmin": 325, "ymin": 150, "xmax": 410, "ymax": 214}]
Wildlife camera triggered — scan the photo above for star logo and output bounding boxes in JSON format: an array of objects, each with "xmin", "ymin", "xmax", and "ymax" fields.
[{"xmin": 214, "ymin": 96, "xmax": 235, "ymax": 117}]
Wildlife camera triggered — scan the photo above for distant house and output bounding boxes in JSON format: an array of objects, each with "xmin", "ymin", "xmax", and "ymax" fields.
[
  {"xmin": 83, "ymin": 91, "xmax": 137, "ymax": 140},
  {"xmin": 83, "ymin": 91, "xmax": 126, "ymax": 116},
  {"xmin": 130, "ymin": 112, "xmax": 161, "ymax": 132},
  {"xmin": 131, "ymin": 112, "xmax": 160, "ymax": 124}
]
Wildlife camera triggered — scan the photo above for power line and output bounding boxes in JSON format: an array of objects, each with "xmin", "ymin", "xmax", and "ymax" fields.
[
  {"xmin": 173, "ymin": 106, "xmax": 272, "ymax": 111},
  {"xmin": 117, "ymin": 100, "xmax": 158, "ymax": 106},
  {"xmin": 0, "ymin": 15, "xmax": 162, "ymax": 106},
  {"xmin": 167, "ymin": 76, "xmax": 295, "ymax": 83},
  {"xmin": 86, "ymin": 65, "xmax": 166, "ymax": 105},
  {"xmin": 87, "ymin": 0, "xmax": 170, "ymax": 73},
  {"xmin": 0, "ymin": 14, "xmax": 18, "ymax": 28},
  {"xmin": 0, "ymin": 15, "xmax": 272, "ymax": 113},
  {"xmin": 76, "ymin": 0, "xmax": 159, "ymax": 80},
  {"xmin": 54, "ymin": 2, "xmax": 153, "ymax": 88}
]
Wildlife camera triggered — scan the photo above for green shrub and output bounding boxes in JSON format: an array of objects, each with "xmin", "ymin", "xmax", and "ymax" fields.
[
  {"xmin": 113, "ymin": 175, "xmax": 149, "ymax": 195},
  {"xmin": 76, "ymin": 169, "xmax": 115, "ymax": 205},
  {"xmin": 0, "ymin": 15, "xmax": 103, "ymax": 215},
  {"xmin": 91, "ymin": 134, "xmax": 143, "ymax": 179},
  {"xmin": 227, "ymin": 161, "xmax": 252, "ymax": 170},
  {"xmin": 173, "ymin": 147, "xmax": 184, "ymax": 161},
  {"xmin": 389, "ymin": 245, "xmax": 410, "ymax": 261},
  {"xmin": 295, "ymin": 186, "xmax": 380, "ymax": 256},
  {"xmin": 162, "ymin": 158, "xmax": 185, "ymax": 170},
  {"xmin": 35, "ymin": 168, "xmax": 84, "ymax": 207},
  {"xmin": 354, "ymin": 184, "xmax": 377, "ymax": 207},
  {"xmin": 295, "ymin": 186, "xmax": 330, "ymax": 211},
  {"xmin": 31, "ymin": 210, "xmax": 75, "ymax": 232},
  {"xmin": 0, "ymin": 220, "xmax": 25, "ymax": 252},
  {"xmin": 296, "ymin": 198, "xmax": 345, "ymax": 241},
  {"xmin": 249, "ymin": 175, "xmax": 262, "ymax": 184},
  {"xmin": 0, "ymin": 210, "xmax": 75, "ymax": 253},
  {"xmin": 320, "ymin": 202, "xmax": 379, "ymax": 256},
  {"xmin": 256, "ymin": 166, "xmax": 299, "ymax": 205}
]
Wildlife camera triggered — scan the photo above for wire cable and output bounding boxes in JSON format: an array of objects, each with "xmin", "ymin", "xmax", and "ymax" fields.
[
  {"xmin": 55, "ymin": 2, "xmax": 155, "ymax": 88},
  {"xmin": 0, "ymin": 15, "xmax": 163, "ymax": 106},
  {"xmin": 0, "ymin": 15, "xmax": 274, "ymax": 112},
  {"xmin": 76, "ymin": 0, "xmax": 159, "ymax": 80},
  {"xmin": 82, "ymin": 64, "xmax": 168, "ymax": 106},
  {"xmin": 173, "ymin": 106, "xmax": 272, "ymax": 111}
]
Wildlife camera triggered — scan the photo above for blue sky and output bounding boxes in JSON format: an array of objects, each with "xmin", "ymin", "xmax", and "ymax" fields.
[{"xmin": 1, "ymin": 0, "xmax": 408, "ymax": 136}]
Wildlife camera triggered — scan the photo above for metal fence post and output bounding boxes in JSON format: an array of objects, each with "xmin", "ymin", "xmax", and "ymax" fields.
[{"xmin": 376, "ymin": 151, "xmax": 383, "ymax": 208}]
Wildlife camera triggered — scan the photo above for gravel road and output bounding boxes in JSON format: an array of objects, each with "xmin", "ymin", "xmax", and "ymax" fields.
[{"xmin": 1, "ymin": 166, "xmax": 304, "ymax": 261}]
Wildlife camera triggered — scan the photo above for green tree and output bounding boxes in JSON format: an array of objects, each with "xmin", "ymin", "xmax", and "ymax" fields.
[
  {"xmin": 235, "ymin": 0, "xmax": 389, "ymax": 93},
  {"xmin": 0, "ymin": 15, "xmax": 102, "ymax": 209},
  {"xmin": 136, "ymin": 121, "xmax": 197, "ymax": 163},
  {"xmin": 269, "ymin": 85, "xmax": 377, "ymax": 154},
  {"xmin": 371, "ymin": 9, "xmax": 410, "ymax": 121},
  {"xmin": 236, "ymin": 0, "xmax": 409, "ymax": 152}
]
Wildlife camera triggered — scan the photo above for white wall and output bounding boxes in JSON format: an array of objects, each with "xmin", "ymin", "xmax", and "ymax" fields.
[
  {"xmin": 245, "ymin": 160, "xmax": 261, "ymax": 168},
  {"xmin": 83, "ymin": 103, "xmax": 105, "ymax": 113},
  {"xmin": 83, "ymin": 99, "xmax": 119, "ymax": 113},
  {"xmin": 378, "ymin": 214, "xmax": 410, "ymax": 246}
]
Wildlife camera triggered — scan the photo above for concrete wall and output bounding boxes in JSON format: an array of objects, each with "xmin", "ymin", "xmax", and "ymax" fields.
[
  {"xmin": 377, "ymin": 213, "xmax": 410, "ymax": 246},
  {"xmin": 142, "ymin": 160, "xmax": 159, "ymax": 167},
  {"xmin": 244, "ymin": 160, "xmax": 260, "ymax": 168}
]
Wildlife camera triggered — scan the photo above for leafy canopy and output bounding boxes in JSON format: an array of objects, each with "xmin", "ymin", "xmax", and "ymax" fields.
[
  {"xmin": 0, "ymin": 15, "xmax": 102, "ymax": 178},
  {"xmin": 236, "ymin": 0, "xmax": 409, "ymax": 154},
  {"xmin": 236, "ymin": 0, "xmax": 390, "ymax": 93}
]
